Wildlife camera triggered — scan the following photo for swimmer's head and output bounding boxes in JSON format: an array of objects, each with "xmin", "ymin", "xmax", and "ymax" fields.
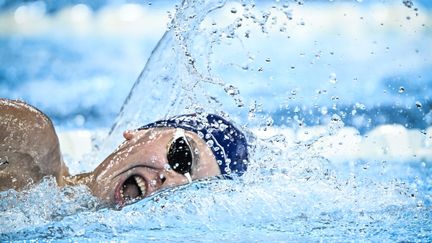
[
  {"xmin": 89, "ymin": 113, "xmax": 248, "ymax": 208},
  {"xmin": 0, "ymin": 99, "xmax": 69, "ymax": 191},
  {"xmin": 139, "ymin": 113, "xmax": 248, "ymax": 177}
]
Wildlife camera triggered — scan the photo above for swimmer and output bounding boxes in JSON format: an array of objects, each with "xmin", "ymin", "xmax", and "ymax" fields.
[{"xmin": 0, "ymin": 98, "xmax": 248, "ymax": 208}]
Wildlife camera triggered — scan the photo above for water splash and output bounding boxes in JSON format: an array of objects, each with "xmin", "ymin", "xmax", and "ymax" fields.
[
  {"xmin": 1, "ymin": 0, "xmax": 431, "ymax": 241},
  {"xmin": 0, "ymin": 177, "xmax": 99, "ymax": 237},
  {"xmin": 97, "ymin": 0, "xmax": 313, "ymax": 158},
  {"xmin": 2, "ymin": 152, "xmax": 429, "ymax": 240},
  {"xmin": 94, "ymin": 0, "xmax": 431, "ymax": 157},
  {"xmin": 85, "ymin": 1, "xmax": 432, "ymax": 240}
]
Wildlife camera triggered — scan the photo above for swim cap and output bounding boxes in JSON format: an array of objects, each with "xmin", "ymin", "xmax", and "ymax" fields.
[{"xmin": 139, "ymin": 114, "xmax": 248, "ymax": 177}]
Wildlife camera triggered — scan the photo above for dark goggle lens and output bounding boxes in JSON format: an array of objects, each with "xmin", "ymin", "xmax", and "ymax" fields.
[{"xmin": 167, "ymin": 137, "xmax": 192, "ymax": 174}]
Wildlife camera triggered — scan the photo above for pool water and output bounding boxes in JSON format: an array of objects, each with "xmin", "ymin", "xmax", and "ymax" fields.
[{"xmin": 1, "ymin": 0, "xmax": 431, "ymax": 241}]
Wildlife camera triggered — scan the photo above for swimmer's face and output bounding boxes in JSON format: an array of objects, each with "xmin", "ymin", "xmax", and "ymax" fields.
[{"xmin": 90, "ymin": 127, "xmax": 221, "ymax": 208}]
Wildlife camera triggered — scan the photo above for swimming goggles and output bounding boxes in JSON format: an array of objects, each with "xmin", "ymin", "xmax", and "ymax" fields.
[{"xmin": 167, "ymin": 129, "xmax": 194, "ymax": 183}]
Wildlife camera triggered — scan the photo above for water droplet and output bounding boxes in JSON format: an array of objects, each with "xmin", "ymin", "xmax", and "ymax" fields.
[
  {"xmin": 355, "ymin": 102, "xmax": 366, "ymax": 110},
  {"xmin": 266, "ymin": 117, "xmax": 274, "ymax": 127},
  {"xmin": 403, "ymin": 0, "xmax": 414, "ymax": 8},
  {"xmin": 197, "ymin": 131, "xmax": 204, "ymax": 139},
  {"xmin": 74, "ymin": 114, "xmax": 85, "ymax": 127},
  {"xmin": 331, "ymin": 114, "xmax": 341, "ymax": 122},
  {"xmin": 415, "ymin": 101, "xmax": 422, "ymax": 108},
  {"xmin": 206, "ymin": 140, "xmax": 214, "ymax": 147},
  {"xmin": 231, "ymin": 8, "xmax": 237, "ymax": 14},
  {"xmin": 328, "ymin": 114, "xmax": 344, "ymax": 135},
  {"xmin": 329, "ymin": 73, "xmax": 337, "ymax": 84},
  {"xmin": 399, "ymin": 86, "xmax": 405, "ymax": 93},
  {"xmin": 317, "ymin": 89, "xmax": 327, "ymax": 95},
  {"xmin": 224, "ymin": 84, "xmax": 240, "ymax": 96},
  {"xmin": 417, "ymin": 201, "xmax": 424, "ymax": 208},
  {"xmin": 235, "ymin": 98, "xmax": 244, "ymax": 107},
  {"xmin": 321, "ymin": 106, "xmax": 328, "ymax": 115}
]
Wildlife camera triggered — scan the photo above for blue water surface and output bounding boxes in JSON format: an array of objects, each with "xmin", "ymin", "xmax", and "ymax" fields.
[{"xmin": 0, "ymin": 0, "xmax": 431, "ymax": 241}]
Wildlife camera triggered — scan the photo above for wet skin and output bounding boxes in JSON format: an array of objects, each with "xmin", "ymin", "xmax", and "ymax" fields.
[
  {"xmin": 87, "ymin": 128, "xmax": 221, "ymax": 208},
  {"xmin": 1, "ymin": 98, "xmax": 221, "ymax": 208},
  {"xmin": 0, "ymin": 99, "xmax": 69, "ymax": 191}
]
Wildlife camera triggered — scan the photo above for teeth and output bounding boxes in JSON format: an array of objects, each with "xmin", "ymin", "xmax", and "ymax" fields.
[
  {"xmin": 120, "ymin": 188, "xmax": 124, "ymax": 200},
  {"xmin": 119, "ymin": 176, "xmax": 147, "ymax": 204},
  {"xmin": 134, "ymin": 176, "xmax": 147, "ymax": 196}
]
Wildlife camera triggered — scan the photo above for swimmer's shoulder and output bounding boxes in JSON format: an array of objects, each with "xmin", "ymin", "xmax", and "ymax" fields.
[
  {"xmin": 0, "ymin": 98, "xmax": 69, "ymax": 191},
  {"xmin": 0, "ymin": 98, "xmax": 53, "ymax": 128}
]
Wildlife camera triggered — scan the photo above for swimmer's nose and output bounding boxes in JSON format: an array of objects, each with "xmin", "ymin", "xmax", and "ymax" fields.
[{"xmin": 123, "ymin": 130, "xmax": 135, "ymax": 140}]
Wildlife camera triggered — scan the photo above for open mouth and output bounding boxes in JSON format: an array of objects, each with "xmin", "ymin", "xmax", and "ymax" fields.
[{"xmin": 117, "ymin": 175, "xmax": 147, "ymax": 206}]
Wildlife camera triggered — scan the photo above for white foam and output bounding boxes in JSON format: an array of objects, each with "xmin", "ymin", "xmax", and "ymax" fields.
[
  {"xmin": 253, "ymin": 125, "xmax": 432, "ymax": 163},
  {"xmin": 296, "ymin": 126, "xmax": 328, "ymax": 142},
  {"xmin": 311, "ymin": 127, "xmax": 362, "ymax": 162}
]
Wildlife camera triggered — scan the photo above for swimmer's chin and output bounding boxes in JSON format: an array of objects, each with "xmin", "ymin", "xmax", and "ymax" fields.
[
  {"xmin": 62, "ymin": 172, "xmax": 93, "ymax": 186},
  {"xmin": 63, "ymin": 174, "xmax": 112, "ymax": 205}
]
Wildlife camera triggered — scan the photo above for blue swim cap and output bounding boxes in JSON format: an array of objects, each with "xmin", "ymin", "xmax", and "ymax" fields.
[{"xmin": 139, "ymin": 114, "xmax": 248, "ymax": 177}]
